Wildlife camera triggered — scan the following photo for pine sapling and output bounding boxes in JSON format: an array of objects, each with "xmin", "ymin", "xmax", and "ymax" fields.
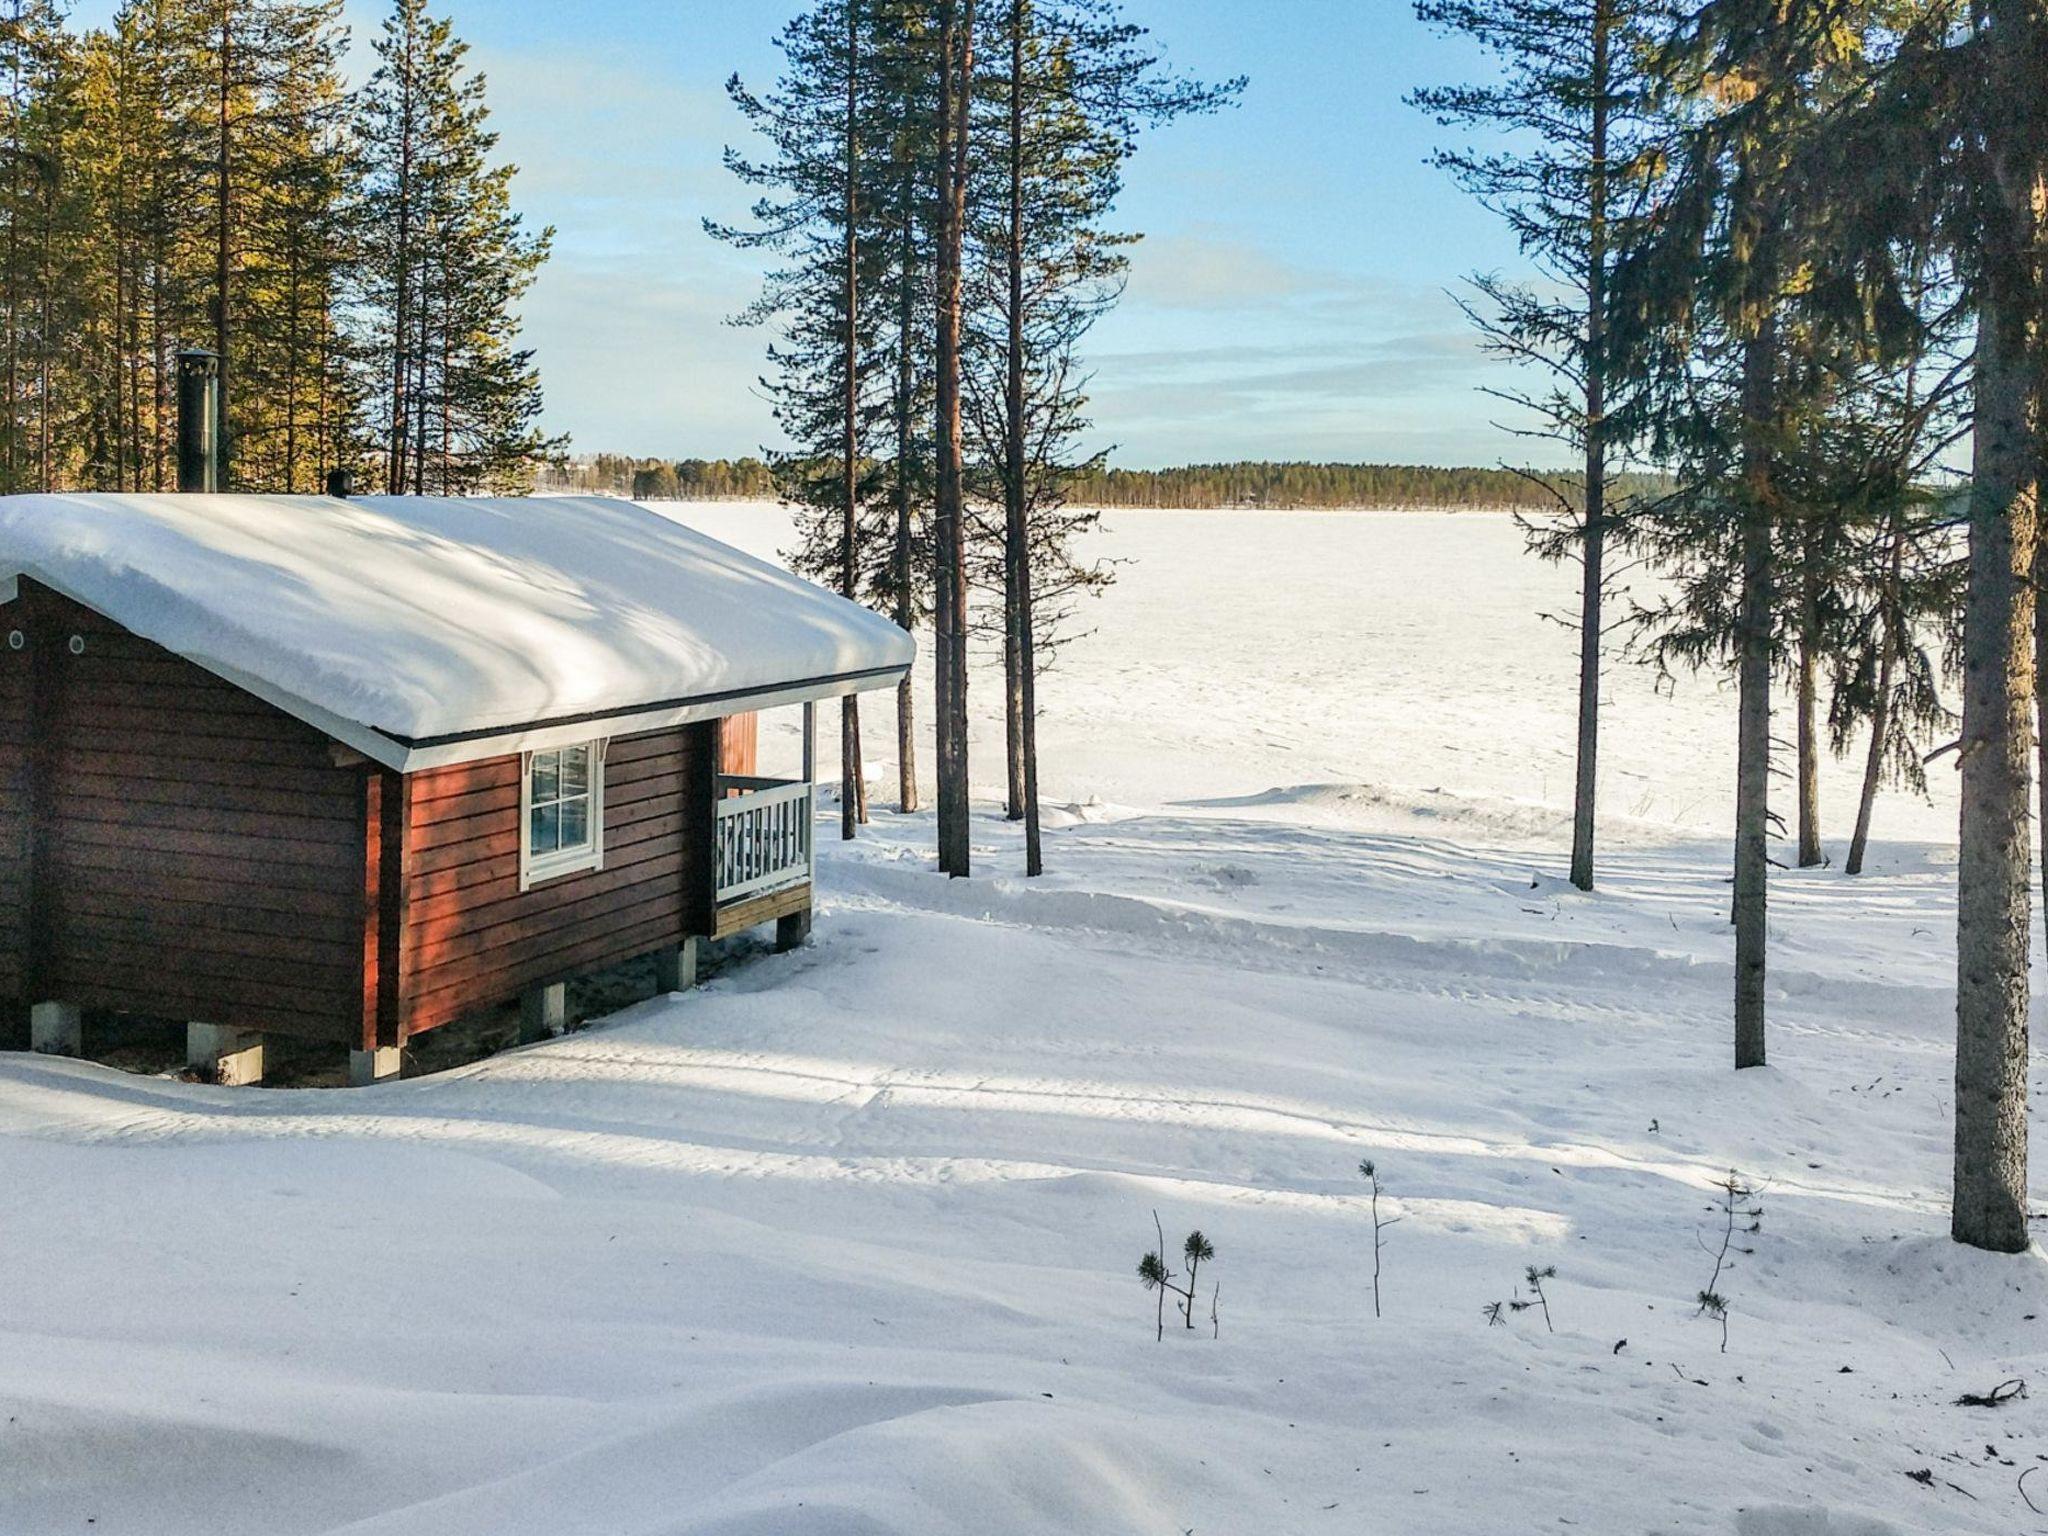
[
  {"xmin": 1524, "ymin": 1265, "xmax": 1557, "ymax": 1333},
  {"xmin": 1698, "ymin": 1289, "xmax": 1729, "ymax": 1352},
  {"xmin": 1694, "ymin": 1171, "xmax": 1762, "ymax": 1351},
  {"xmin": 1139, "ymin": 1212, "xmax": 1219, "ymax": 1341},
  {"xmin": 1359, "ymin": 1159, "xmax": 1400, "ymax": 1318},
  {"xmin": 1138, "ymin": 1247, "xmax": 1177, "ymax": 1343},
  {"xmin": 1182, "ymin": 1231, "xmax": 1214, "ymax": 1331}
]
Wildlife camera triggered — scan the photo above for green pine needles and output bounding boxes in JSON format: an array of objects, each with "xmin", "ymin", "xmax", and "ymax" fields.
[{"xmin": 1138, "ymin": 1211, "xmax": 1218, "ymax": 1341}]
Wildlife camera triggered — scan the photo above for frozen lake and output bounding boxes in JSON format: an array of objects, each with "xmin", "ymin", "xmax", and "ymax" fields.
[{"xmin": 669, "ymin": 503, "xmax": 1959, "ymax": 852}]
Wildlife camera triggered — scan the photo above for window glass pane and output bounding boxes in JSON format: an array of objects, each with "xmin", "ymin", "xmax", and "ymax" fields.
[
  {"xmin": 559, "ymin": 798, "xmax": 590, "ymax": 851},
  {"xmin": 531, "ymin": 751, "xmax": 560, "ymax": 804},
  {"xmin": 561, "ymin": 746, "xmax": 590, "ymax": 798},
  {"xmin": 530, "ymin": 801, "xmax": 561, "ymax": 855}
]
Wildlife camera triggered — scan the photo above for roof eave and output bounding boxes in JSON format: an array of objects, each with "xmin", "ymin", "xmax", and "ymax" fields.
[{"xmin": 363, "ymin": 663, "xmax": 912, "ymax": 773}]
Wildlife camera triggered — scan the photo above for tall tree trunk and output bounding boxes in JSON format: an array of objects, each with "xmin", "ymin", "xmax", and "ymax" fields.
[
  {"xmin": 5, "ymin": 38, "xmax": 23, "ymax": 496},
  {"xmin": 388, "ymin": 33, "xmax": 414, "ymax": 495},
  {"xmin": 214, "ymin": 4, "xmax": 234, "ymax": 488},
  {"xmin": 1732, "ymin": 322, "xmax": 1776, "ymax": 1072},
  {"xmin": 1955, "ymin": 291, "xmax": 2037, "ymax": 1253},
  {"xmin": 842, "ymin": 1, "xmax": 863, "ymax": 841},
  {"xmin": 1569, "ymin": 0, "xmax": 1612, "ymax": 894},
  {"xmin": 1003, "ymin": 3, "xmax": 1028, "ymax": 835},
  {"xmin": 1845, "ymin": 530, "xmax": 1901, "ymax": 878},
  {"xmin": 1004, "ymin": 590, "xmax": 1025, "ymax": 818},
  {"xmin": 35, "ymin": 177, "xmax": 48, "ymax": 491},
  {"xmin": 932, "ymin": 0, "xmax": 974, "ymax": 878},
  {"xmin": 1953, "ymin": 0, "xmax": 2042, "ymax": 1255},
  {"xmin": 892, "ymin": 180, "xmax": 919, "ymax": 816},
  {"xmin": 1796, "ymin": 548, "xmax": 1824, "ymax": 868}
]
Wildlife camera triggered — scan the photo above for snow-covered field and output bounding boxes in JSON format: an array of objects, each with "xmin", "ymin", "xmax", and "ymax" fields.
[{"xmin": 2, "ymin": 505, "xmax": 2040, "ymax": 1536}]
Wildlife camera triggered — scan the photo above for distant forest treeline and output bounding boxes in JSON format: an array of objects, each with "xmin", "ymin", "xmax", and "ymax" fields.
[
  {"xmin": 1064, "ymin": 462, "xmax": 1674, "ymax": 511},
  {"xmin": 560, "ymin": 454, "xmax": 1670, "ymax": 512},
  {"xmin": 541, "ymin": 455, "xmax": 777, "ymax": 500}
]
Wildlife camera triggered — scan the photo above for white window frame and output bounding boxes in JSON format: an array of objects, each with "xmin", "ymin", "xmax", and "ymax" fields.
[{"xmin": 519, "ymin": 738, "xmax": 608, "ymax": 891}]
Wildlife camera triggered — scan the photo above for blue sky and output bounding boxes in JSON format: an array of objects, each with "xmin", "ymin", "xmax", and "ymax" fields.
[{"xmin": 79, "ymin": 1, "xmax": 1530, "ymax": 467}]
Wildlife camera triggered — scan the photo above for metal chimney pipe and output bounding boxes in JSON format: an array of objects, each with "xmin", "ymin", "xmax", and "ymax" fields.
[{"xmin": 176, "ymin": 349, "xmax": 222, "ymax": 494}]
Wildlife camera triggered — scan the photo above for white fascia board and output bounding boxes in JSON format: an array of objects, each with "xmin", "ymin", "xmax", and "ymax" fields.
[{"xmin": 384, "ymin": 668, "xmax": 909, "ymax": 773}]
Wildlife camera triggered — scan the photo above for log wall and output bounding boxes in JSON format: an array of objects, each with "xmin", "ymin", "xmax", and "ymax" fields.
[
  {"xmin": 0, "ymin": 578, "xmax": 744, "ymax": 1052},
  {"xmin": 0, "ymin": 581, "xmax": 365, "ymax": 1040},
  {"xmin": 396, "ymin": 723, "xmax": 714, "ymax": 1038}
]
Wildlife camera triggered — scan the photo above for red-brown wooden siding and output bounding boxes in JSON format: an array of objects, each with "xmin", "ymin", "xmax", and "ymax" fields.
[
  {"xmin": 396, "ymin": 724, "xmax": 714, "ymax": 1038},
  {"xmin": 0, "ymin": 580, "xmax": 758, "ymax": 1053},
  {"xmin": 0, "ymin": 581, "xmax": 365, "ymax": 1040},
  {"xmin": 0, "ymin": 611, "xmax": 26, "ymax": 1004},
  {"xmin": 720, "ymin": 711, "xmax": 759, "ymax": 777}
]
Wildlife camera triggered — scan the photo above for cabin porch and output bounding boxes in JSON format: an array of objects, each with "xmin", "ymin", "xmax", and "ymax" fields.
[{"xmin": 709, "ymin": 700, "xmax": 819, "ymax": 945}]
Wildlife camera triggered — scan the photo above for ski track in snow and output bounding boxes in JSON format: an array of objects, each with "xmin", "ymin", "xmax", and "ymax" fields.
[{"xmin": 0, "ymin": 506, "xmax": 2040, "ymax": 1536}]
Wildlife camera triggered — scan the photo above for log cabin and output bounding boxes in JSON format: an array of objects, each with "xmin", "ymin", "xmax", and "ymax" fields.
[{"xmin": 0, "ymin": 489, "xmax": 913, "ymax": 1085}]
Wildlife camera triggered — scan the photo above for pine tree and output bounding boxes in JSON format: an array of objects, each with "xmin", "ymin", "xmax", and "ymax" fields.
[
  {"xmin": 1944, "ymin": 0, "xmax": 2046, "ymax": 1254},
  {"xmin": 710, "ymin": 1, "xmax": 899, "ymax": 840},
  {"xmin": 1614, "ymin": 1, "xmax": 1875, "ymax": 1071},
  {"xmin": 871, "ymin": 0, "xmax": 937, "ymax": 819},
  {"xmin": 359, "ymin": 0, "xmax": 554, "ymax": 495},
  {"xmin": 231, "ymin": 0, "xmax": 354, "ymax": 492},
  {"xmin": 0, "ymin": 0, "xmax": 69, "ymax": 491},
  {"xmin": 966, "ymin": 0, "xmax": 1236, "ymax": 873},
  {"xmin": 931, "ymin": 0, "xmax": 974, "ymax": 878},
  {"xmin": 1620, "ymin": 0, "xmax": 2041, "ymax": 1248},
  {"xmin": 1414, "ymin": 0, "xmax": 1656, "ymax": 894}
]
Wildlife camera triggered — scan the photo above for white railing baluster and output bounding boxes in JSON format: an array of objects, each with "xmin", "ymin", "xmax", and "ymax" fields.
[{"xmin": 713, "ymin": 774, "xmax": 817, "ymax": 903}]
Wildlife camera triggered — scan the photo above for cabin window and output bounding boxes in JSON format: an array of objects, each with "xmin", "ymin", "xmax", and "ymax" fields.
[{"xmin": 520, "ymin": 741, "xmax": 606, "ymax": 888}]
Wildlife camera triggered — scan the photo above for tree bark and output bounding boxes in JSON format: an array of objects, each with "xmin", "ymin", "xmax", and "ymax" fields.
[
  {"xmin": 891, "ymin": 114, "xmax": 920, "ymax": 817},
  {"xmin": 1955, "ymin": 290, "xmax": 2036, "ymax": 1254},
  {"xmin": 214, "ymin": 2, "xmax": 234, "ymax": 488},
  {"xmin": 1004, "ymin": 584, "xmax": 1025, "ymax": 819},
  {"xmin": 1569, "ymin": 0, "xmax": 1612, "ymax": 894},
  {"xmin": 1796, "ymin": 551, "xmax": 1824, "ymax": 868},
  {"xmin": 1846, "ymin": 538, "xmax": 1900, "ymax": 878},
  {"xmin": 5, "ymin": 25, "xmax": 24, "ymax": 497},
  {"xmin": 931, "ymin": 0, "xmax": 974, "ymax": 878},
  {"xmin": 1732, "ymin": 322, "xmax": 1776, "ymax": 1071},
  {"xmin": 388, "ymin": 21, "xmax": 415, "ymax": 495},
  {"xmin": 1003, "ymin": 3, "xmax": 1029, "ymax": 836},
  {"xmin": 842, "ymin": 1, "xmax": 863, "ymax": 842}
]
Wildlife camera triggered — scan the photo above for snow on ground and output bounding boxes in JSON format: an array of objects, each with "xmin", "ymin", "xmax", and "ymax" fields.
[{"xmin": 1, "ymin": 506, "xmax": 2040, "ymax": 1536}]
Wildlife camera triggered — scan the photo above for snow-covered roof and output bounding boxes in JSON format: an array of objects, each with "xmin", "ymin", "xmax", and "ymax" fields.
[{"xmin": 0, "ymin": 493, "xmax": 914, "ymax": 771}]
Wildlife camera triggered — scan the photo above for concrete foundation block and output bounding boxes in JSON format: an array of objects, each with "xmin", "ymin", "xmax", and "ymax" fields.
[
  {"xmin": 188, "ymin": 1023, "xmax": 265, "ymax": 1087},
  {"xmin": 775, "ymin": 911, "xmax": 813, "ymax": 953},
  {"xmin": 30, "ymin": 1001, "xmax": 82, "ymax": 1057},
  {"xmin": 349, "ymin": 1046, "xmax": 404, "ymax": 1086},
  {"xmin": 519, "ymin": 982, "xmax": 567, "ymax": 1045},
  {"xmin": 655, "ymin": 938, "xmax": 700, "ymax": 994}
]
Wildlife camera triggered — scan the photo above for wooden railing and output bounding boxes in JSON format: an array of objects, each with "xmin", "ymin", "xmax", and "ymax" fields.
[{"xmin": 715, "ymin": 775, "xmax": 814, "ymax": 902}]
